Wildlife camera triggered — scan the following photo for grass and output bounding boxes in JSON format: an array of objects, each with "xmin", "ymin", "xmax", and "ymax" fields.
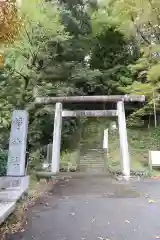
[
  {"xmin": 107, "ymin": 127, "xmax": 160, "ymax": 176},
  {"xmin": 59, "ymin": 122, "xmax": 160, "ymax": 177},
  {"xmin": 60, "ymin": 150, "xmax": 79, "ymax": 169}
]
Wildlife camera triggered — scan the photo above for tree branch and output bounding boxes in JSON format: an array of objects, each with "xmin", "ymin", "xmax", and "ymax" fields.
[
  {"xmin": 14, "ymin": 69, "xmax": 29, "ymax": 81},
  {"xmin": 130, "ymin": 16, "xmax": 150, "ymax": 45},
  {"xmin": 148, "ymin": 21, "xmax": 160, "ymax": 43},
  {"xmin": 148, "ymin": 0, "xmax": 160, "ymax": 26}
]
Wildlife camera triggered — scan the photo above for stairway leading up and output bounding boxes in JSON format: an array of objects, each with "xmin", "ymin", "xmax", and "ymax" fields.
[{"xmin": 79, "ymin": 121, "xmax": 106, "ymax": 173}]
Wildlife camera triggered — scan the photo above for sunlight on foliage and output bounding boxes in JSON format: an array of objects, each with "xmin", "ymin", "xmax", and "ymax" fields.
[
  {"xmin": 20, "ymin": 0, "xmax": 67, "ymax": 41},
  {"xmin": 147, "ymin": 64, "xmax": 160, "ymax": 83},
  {"xmin": 121, "ymin": 81, "xmax": 153, "ymax": 96},
  {"xmin": 91, "ymin": 7, "xmax": 119, "ymax": 36},
  {"xmin": 0, "ymin": 0, "xmax": 22, "ymax": 44}
]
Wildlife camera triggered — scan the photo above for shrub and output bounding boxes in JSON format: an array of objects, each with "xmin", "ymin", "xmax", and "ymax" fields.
[{"xmin": 0, "ymin": 149, "xmax": 8, "ymax": 176}]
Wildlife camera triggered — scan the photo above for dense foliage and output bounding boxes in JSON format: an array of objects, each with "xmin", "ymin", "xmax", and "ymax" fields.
[
  {"xmin": 111, "ymin": 0, "xmax": 160, "ymax": 122},
  {"xmin": 0, "ymin": 0, "xmax": 159, "ymax": 167},
  {"xmin": 0, "ymin": 149, "xmax": 7, "ymax": 176}
]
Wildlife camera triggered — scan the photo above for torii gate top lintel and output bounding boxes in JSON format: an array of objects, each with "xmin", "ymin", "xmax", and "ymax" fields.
[{"xmin": 35, "ymin": 95, "xmax": 145, "ymax": 105}]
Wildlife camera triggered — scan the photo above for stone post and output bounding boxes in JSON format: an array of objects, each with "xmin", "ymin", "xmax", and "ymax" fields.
[
  {"xmin": 51, "ymin": 103, "xmax": 62, "ymax": 173},
  {"xmin": 103, "ymin": 128, "xmax": 108, "ymax": 150},
  {"xmin": 117, "ymin": 101, "xmax": 130, "ymax": 177}
]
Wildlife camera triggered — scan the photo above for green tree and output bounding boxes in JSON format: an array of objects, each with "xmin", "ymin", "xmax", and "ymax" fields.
[
  {"xmin": 109, "ymin": 0, "xmax": 160, "ymax": 124},
  {"xmin": 0, "ymin": 0, "xmax": 149, "ymax": 169},
  {"xmin": 0, "ymin": 0, "xmax": 69, "ymax": 153},
  {"xmin": 89, "ymin": 1, "xmax": 139, "ymax": 95},
  {"xmin": 1, "ymin": 0, "xmax": 101, "ymax": 158}
]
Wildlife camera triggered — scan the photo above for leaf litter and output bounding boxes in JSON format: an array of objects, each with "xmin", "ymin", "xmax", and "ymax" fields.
[
  {"xmin": 97, "ymin": 237, "xmax": 111, "ymax": 240},
  {"xmin": 149, "ymin": 199, "xmax": 156, "ymax": 204}
]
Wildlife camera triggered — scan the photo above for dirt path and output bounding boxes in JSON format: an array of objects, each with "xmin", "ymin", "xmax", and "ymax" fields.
[{"xmin": 6, "ymin": 174, "xmax": 160, "ymax": 240}]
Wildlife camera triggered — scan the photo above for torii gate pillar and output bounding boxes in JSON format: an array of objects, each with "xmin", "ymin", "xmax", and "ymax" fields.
[
  {"xmin": 51, "ymin": 103, "xmax": 62, "ymax": 173},
  {"xmin": 117, "ymin": 101, "xmax": 130, "ymax": 178}
]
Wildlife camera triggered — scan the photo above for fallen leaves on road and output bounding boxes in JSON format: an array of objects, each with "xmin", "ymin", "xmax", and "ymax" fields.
[
  {"xmin": 70, "ymin": 212, "xmax": 75, "ymax": 216},
  {"xmin": 125, "ymin": 220, "xmax": 130, "ymax": 224},
  {"xmin": 92, "ymin": 218, "xmax": 96, "ymax": 223},
  {"xmin": 151, "ymin": 176, "xmax": 160, "ymax": 179},
  {"xmin": 65, "ymin": 179, "xmax": 70, "ymax": 182},
  {"xmin": 0, "ymin": 178, "xmax": 56, "ymax": 239},
  {"xmin": 20, "ymin": 228, "xmax": 25, "ymax": 232},
  {"xmin": 97, "ymin": 237, "xmax": 110, "ymax": 240},
  {"xmin": 44, "ymin": 202, "xmax": 50, "ymax": 206},
  {"xmin": 148, "ymin": 199, "xmax": 156, "ymax": 204}
]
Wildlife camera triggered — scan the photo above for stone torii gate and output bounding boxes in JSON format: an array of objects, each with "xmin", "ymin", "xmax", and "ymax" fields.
[{"xmin": 35, "ymin": 95, "xmax": 145, "ymax": 178}]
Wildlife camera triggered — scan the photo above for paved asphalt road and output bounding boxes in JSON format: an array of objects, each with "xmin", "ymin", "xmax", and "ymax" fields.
[{"xmin": 6, "ymin": 174, "xmax": 160, "ymax": 240}]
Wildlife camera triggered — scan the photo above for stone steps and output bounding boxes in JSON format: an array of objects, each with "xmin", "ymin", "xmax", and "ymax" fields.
[
  {"xmin": 81, "ymin": 149, "xmax": 104, "ymax": 154},
  {"xmin": 81, "ymin": 156, "xmax": 104, "ymax": 160},
  {"xmin": 80, "ymin": 167, "xmax": 105, "ymax": 173},
  {"xmin": 80, "ymin": 159, "xmax": 104, "ymax": 163},
  {"xmin": 80, "ymin": 145, "xmax": 102, "ymax": 150},
  {"xmin": 81, "ymin": 155, "xmax": 104, "ymax": 158},
  {"xmin": 85, "ymin": 168, "xmax": 105, "ymax": 173},
  {"xmin": 80, "ymin": 163, "xmax": 104, "ymax": 166},
  {"xmin": 80, "ymin": 166, "xmax": 104, "ymax": 169},
  {"xmin": 79, "ymin": 147, "xmax": 105, "ymax": 173},
  {"xmin": 81, "ymin": 159, "xmax": 104, "ymax": 162},
  {"xmin": 80, "ymin": 167, "xmax": 105, "ymax": 170},
  {"xmin": 79, "ymin": 130, "xmax": 105, "ymax": 172},
  {"xmin": 80, "ymin": 163, "xmax": 105, "ymax": 166}
]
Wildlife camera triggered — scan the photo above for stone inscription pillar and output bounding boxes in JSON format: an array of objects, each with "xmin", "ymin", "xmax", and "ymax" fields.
[{"xmin": 7, "ymin": 110, "xmax": 29, "ymax": 176}]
